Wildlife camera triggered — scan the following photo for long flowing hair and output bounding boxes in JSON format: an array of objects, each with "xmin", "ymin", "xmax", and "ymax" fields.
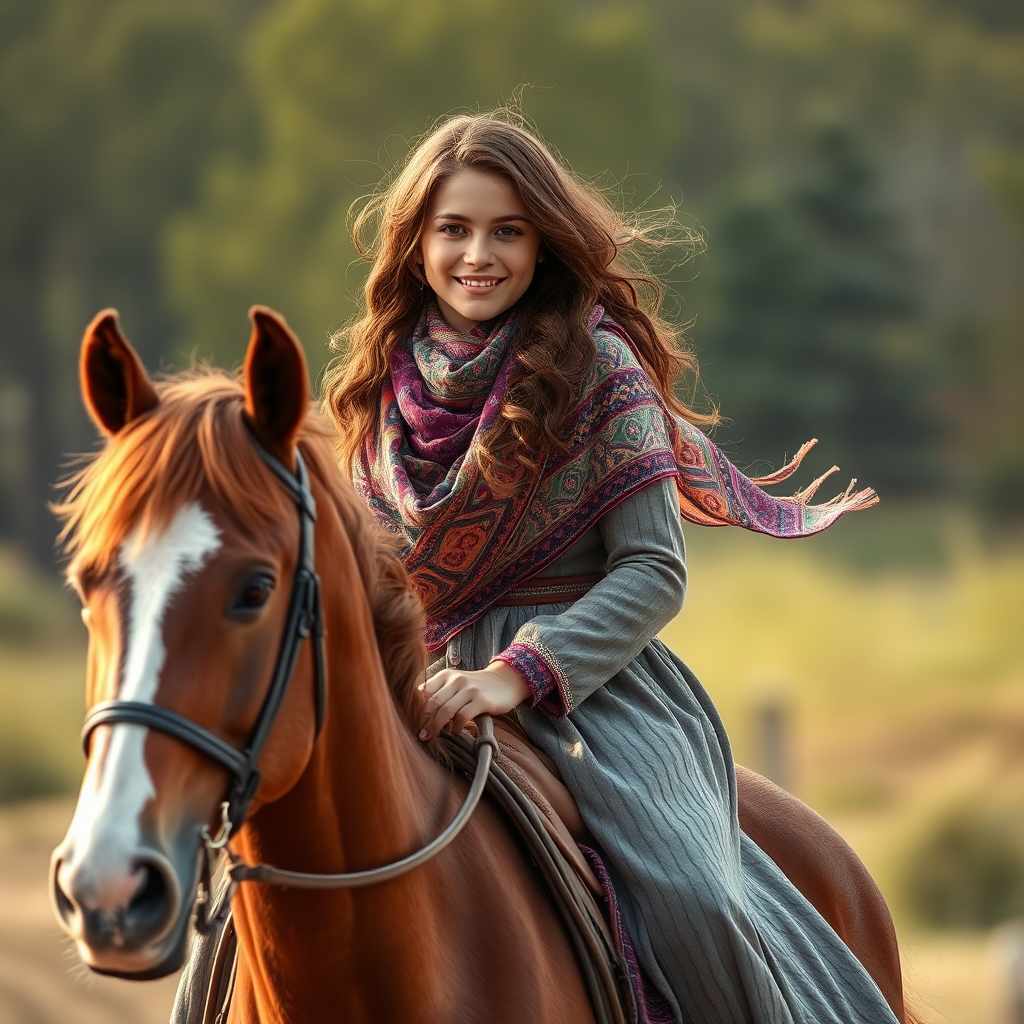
[{"xmin": 322, "ymin": 112, "xmax": 716, "ymax": 481}]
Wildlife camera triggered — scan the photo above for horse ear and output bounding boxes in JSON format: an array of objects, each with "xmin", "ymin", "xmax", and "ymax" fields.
[
  {"xmin": 244, "ymin": 307, "xmax": 310, "ymax": 464},
  {"xmin": 80, "ymin": 310, "xmax": 159, "ymax": 436}
]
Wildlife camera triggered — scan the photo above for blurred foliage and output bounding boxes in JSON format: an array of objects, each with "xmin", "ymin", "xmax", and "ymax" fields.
[
  {"xmin": 0, "ymin": 0, "xmax": 246, "ymax": 565},
  {"xmin": 0, "ymin": 544, "xmax": 79, "ymax": 645},
  {"xmin": 902, "ymin": 800, "xmax": 1024, "ymax": 927},
  {"xmin": 701, "ymin": 116, "xmax": 936, "ymax": 490},
  {"xmin": 924, "ymin": 0, "xmax": 1024, "ymax": 32},
  {"xmin": 2, "ymin": 0, "xmax": 1024, "ymax": 574},
  {"xmin": 0, "ymin": 547, "xmax": 85, "ymax": 804},
  {"xmin": 165, "ymin": 0, "xmax": 677, "ymax": 370},
  {"xmin": 0, "ymin": 736, "xmax": 72, "ymax": 804}
]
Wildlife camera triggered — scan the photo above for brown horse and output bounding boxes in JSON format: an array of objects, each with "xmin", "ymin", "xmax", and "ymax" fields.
[{"xmin": 50, "ymin": 306, "xmax": 914, "ymax": 1023}]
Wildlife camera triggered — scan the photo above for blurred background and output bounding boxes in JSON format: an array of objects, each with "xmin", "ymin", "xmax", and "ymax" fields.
[{"xmin": 0, "ymin": 0, "xmax": 1022, "ymax": 1020}]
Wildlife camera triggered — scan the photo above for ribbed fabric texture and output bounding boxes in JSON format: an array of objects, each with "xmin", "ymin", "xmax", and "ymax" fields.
[{"xmin": 432, "ymin": 477, "xmax": 899, "ymax": 1024}]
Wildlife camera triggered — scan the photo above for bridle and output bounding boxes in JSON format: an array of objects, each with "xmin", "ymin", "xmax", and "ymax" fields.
[{"xmin": 80, "ymin": 436, "xmax": 495, "ymax": 931}]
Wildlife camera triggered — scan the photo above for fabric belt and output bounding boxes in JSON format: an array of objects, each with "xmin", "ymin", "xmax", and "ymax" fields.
[
  {"xmin": 427, "ymin": 574, "xmax": 607, "ymax": 657},
  {"xmin": 492, "ymin": 573, "xmax": 606, "ymax": 607}
]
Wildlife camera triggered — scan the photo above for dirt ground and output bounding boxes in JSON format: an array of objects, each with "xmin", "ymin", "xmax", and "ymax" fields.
[{"xmin": 0, "ymin": 798, "xmax": 180, "ymax": 1024}]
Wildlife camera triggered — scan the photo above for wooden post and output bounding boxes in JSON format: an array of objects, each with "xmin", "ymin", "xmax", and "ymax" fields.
[
  {"xmin": 999, "ymin": 920, "xmax": 1024, "ymax": 1024},
  {"xmin": 754, "ymin": 689, "xmax": 789, "ymax": 792}
]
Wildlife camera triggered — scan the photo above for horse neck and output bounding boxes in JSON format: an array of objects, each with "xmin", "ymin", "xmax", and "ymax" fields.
[{"xmin": 229, "ymin": 481, "xmax": 448, "ymax": 1020}]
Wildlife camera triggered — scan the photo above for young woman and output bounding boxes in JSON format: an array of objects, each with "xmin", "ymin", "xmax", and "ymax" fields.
[{"xmin": 322, "ymin": 113, "xmax": 895, "ymax": 1024}]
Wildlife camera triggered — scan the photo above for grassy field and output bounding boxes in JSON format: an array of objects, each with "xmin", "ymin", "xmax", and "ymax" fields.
[
  {"xmin": 1, "ymin": 506, "xmax": 1022, "ymax": 1021},
  {"xmin": 0, "ymin": 549, "xmax": 85, "ymax": 805},
  {"xmin": 662, "ymin": 511, "xmax": 1024, "ymax": 902}
]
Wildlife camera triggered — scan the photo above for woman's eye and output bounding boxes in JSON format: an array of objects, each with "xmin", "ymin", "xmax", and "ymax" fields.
[
  {"xmin": 232, "ymin": 575, "xmax": 275, "ymax": 614},
  {"xmin": 496, "ymin": 226, "xmax": 521, "ymax": 237},
  {"xmin": 440, "ymin": 224, "xmax": 465, "ymax": 235}
]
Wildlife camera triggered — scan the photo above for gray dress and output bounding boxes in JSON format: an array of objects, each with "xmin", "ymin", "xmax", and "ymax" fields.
[{"xmin": 429, "ymin": 477, "xmax": 899, "ymax": 1024}]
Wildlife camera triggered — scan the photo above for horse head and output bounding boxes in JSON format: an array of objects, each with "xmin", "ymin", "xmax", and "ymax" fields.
[{"xmin": 50, "ymin": 307, "xmax": 328, "ymax": 978}]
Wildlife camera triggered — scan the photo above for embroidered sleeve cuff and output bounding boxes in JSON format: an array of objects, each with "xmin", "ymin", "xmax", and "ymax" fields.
[{"xmin": 493, "ymin": 639, "xmax": 575, "ymax": 718}]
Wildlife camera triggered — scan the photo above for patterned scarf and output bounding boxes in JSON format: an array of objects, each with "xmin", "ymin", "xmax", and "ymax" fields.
[{"xmin": 354, "ymin": 303, "xmax": 877, "ymax": 649}]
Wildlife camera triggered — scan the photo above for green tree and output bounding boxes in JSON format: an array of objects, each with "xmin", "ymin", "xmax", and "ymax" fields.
[
  {"xmin": 701, "ymin": 118, "xmax": 935, "ymax": 491},
  {"xmin": 647, "ymin": 0, "xmax": 1024, "ymax": 508},
  {"xmin": 0, "ymin": 0, "xmax": 243, "ymax": 565}
]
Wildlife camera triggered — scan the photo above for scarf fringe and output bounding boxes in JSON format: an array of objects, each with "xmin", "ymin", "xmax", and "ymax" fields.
[
  {"xmin": 794, "ymin": 463, "xmax": 840, "ymax": 503},
  {"xmin": 750, "ymin": 440, "xmax": 880, "ymax": 517},
  {"xmin": 749, "ymin": 438, "xmax": 819, "ymax": 487}
]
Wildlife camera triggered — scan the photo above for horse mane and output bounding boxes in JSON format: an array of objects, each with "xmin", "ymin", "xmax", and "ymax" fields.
[{"xmin": 54, "ymin": 367, "xmax": 427, "ymax": 729}]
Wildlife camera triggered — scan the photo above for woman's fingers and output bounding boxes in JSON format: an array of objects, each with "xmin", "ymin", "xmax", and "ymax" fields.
[
  {"xmin": 421, "ymin": 692, "xmax": 474, "ymax": 740},
  {"xmin": 416, "ymin": 664, "xmax": 530, "ymax": 741},
  {"xmin": 448, "ymin": 698, "xmax": 486, "ymax": 738},
  {"xmin": 417, "ymin": 671, "xmax": 454, "ymax": 729},
  {"xmin": 419, "ymin": 671, "xmax": 459, "ymax": 716},
  {"xmin": 419, "ymin": 669, "xmax": 452, "ymax": 700},
  {"xmin": 418, "ymin": 674, "xmax": 477, "ymax": 739}
]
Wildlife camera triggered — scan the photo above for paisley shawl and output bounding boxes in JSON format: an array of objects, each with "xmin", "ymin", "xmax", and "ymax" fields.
[{"xmin": 354, "ymin": 304, "xmax": 878, "ymax": 649}]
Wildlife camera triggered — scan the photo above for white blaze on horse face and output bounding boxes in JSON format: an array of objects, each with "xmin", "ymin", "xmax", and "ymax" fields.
[
  {"xmin": 118, "ymin": 503, "xmax": 221, "ymax": 706},
  {"xmin": 61, "ymin": 504, "xmax": 221, "ymax": 908}
]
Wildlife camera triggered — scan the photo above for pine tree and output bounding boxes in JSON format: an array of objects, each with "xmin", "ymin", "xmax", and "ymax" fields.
[{"xmin": 702, "ymin": 117, "xmax": 936, "ymax": 492}]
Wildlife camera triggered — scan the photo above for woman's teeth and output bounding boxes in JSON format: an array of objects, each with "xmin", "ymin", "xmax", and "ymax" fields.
[{"xmin": 458, "ymin": 278, "xmax": 501, "ymax": 288}]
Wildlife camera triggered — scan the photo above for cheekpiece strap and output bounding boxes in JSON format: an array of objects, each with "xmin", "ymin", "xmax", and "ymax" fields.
[{"xmin": 249, "ymin": 439, "xmax": 317, "ymax": 524}]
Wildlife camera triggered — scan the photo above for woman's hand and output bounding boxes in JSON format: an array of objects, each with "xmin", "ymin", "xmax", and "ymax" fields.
[{"xmin": 417, "ymin": 661, "xmax": 530, "ymax": 741}]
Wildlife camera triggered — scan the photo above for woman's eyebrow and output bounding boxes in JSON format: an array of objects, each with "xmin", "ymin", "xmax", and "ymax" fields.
[{"xmin": 432, "ymin": 212, "xmax": 531, "ymax": 224}]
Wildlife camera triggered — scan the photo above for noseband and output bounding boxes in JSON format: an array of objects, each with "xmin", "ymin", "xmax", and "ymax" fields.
[{"xmin": 80, "ymin": 436, "xmax": 495, "ymax": 928}]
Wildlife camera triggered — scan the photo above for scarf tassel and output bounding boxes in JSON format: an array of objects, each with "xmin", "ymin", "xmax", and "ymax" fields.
[
  {"xmin": 748, "ymin": 438, "xmax": 820, "ymax": 487},
  {"xmin": 749, "ymin": 438, "xmax": 880, "ymax": 515}
]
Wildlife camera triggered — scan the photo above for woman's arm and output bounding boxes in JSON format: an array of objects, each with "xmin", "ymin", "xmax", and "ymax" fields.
[
  {"xmin": 493, "ymin": 474, "xmax": 686, "ymax": 715},
  {"xmin": 417, "ymin": 476, "xmax": 686, "ymax": 738}
]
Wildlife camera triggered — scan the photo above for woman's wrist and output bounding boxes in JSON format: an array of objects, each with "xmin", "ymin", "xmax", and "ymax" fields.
[{"xmin": 483, "ymin": 659, "xmax": 531, "ymax": 705}]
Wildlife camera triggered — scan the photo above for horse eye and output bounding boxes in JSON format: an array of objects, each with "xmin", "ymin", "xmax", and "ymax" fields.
[{"xmin": 232, "ymin": 574, "xmax": 275, "ymax": 615}]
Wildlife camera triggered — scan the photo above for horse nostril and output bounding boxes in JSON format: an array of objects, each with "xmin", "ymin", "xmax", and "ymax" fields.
[
  {"xmin": 126, "ymin": 859, "xmax": 177, "ymax": 938},
  {"xmin": 51, "ymin": 856, "xmax": 78, "ymax": 928}
]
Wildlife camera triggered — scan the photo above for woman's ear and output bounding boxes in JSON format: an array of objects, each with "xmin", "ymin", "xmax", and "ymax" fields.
[
  {"xmin": 410, "ymin": 250, "xmax": 427, "ymax": 287},
  {"xmin": 80, "ymin": 310, "xmax": 159, "ymax": 436},
  {"xmin": 243, "ymin": 306, "xmax": 309, "ymax": 467}
]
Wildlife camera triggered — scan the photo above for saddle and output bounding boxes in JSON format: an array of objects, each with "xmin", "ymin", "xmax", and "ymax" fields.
[
  {"xmin": 445, "ymin": 718, "xmax": 637, "ymax": 1023},
  {"xmin": 171, "ymin": 717, "xmax": 638, "ymax": 1024},
  {"xmin": 484, "ymin": 716, "xmax": 601, "ymax": 893}
]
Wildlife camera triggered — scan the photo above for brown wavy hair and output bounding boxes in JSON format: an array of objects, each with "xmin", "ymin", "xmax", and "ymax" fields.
[{"xmin": 322, "ymin": 112, "xmax": 716, "ymax": 481}]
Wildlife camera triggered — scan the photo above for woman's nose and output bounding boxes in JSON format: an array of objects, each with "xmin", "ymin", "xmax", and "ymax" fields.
[{"xmin": 463, "ymin": 235, "xmax": 493, "ymax": 267}]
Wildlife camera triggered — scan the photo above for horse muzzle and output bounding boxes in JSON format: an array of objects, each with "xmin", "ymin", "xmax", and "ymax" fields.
[{"xmin": 49, "ymin": 836, "xmax": 195, "ymax": 978}]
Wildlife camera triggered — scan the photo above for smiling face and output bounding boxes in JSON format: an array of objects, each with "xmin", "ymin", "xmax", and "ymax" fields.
[{"xmin": 415, "ymin": 168, "xmax": 543, "ymax": 333}]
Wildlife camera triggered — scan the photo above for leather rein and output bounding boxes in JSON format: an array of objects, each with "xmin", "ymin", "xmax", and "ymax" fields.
[{"xmin": 80, "ymin": 437, "xmax": 495, "ymax": 932}]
